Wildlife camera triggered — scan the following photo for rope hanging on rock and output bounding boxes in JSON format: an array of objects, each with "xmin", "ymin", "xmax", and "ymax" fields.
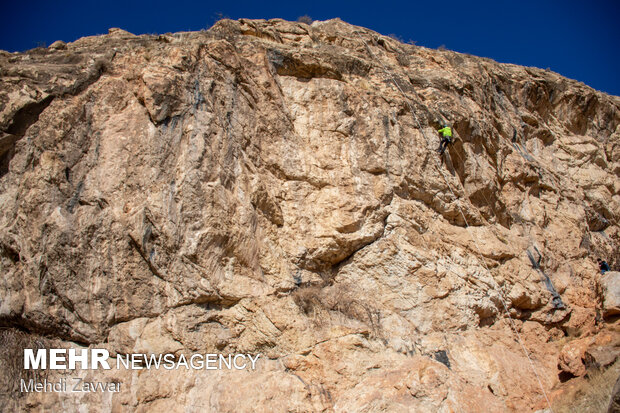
[{"xmin": 353, "ymin": 29, "xmax": 555, "ymax": 412}]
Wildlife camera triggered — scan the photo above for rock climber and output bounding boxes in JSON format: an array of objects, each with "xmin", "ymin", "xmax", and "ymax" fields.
[
  {"xmin": 437, "ymin": 124, "xmax": 453, "ymax": 155},
  {"xmin": 598, "ymin": 258, "xmax": 611, "ymax": 274}
]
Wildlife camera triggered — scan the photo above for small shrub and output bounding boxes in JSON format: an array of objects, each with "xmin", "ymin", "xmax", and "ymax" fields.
[
  {"xmin": 552, "ymin": 360, "xmax": 620, "ymax": 413},
  {"xmin": 396, "ymin": 53, "xmax": 410, "ymax": 67},
  {"xmin": 387, "ymin": 33, "xmax": 404, "ymax": 43},
  {"xmin": 292, "ymin": 284, "xmax": 383, "ymax": 338},
  {"xmin": 323, "ymin": 283, "xmax": 362, "ymax": 321},
  {"xmin": 92, "ymin": 57, "xmax": 109, "ymax": 74},
  {"xmin": 0, "ymin": 328, "xmax": 48, "ymax": 397},
  {"xmin": 292, "ymin": 285, "xmax": 323, "ymax": 317},
  {"xmin": 214, "ymin": 12, "xmax": 229, "ymax": 22},
  {"xmin": 297, "ymin": 15, "xmax": 313, "ymax": 25}
]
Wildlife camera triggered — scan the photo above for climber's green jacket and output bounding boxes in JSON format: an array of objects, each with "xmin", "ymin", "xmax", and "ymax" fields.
[{"xmin": 438, "ymin": 126, "xmax": 452, "ymax": 138}]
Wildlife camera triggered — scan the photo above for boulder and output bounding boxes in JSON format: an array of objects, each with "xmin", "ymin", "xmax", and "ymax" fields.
[
  {"xmin": 48, "ymin": 40, "xmax": 66, "ymax": 50},
  {"xmin": 558, "ymin": 337, "xmax": 594, "ymax": 377},
  {"xmin": 601, "ymin": 271, "xmax": 620, "ymax": 317}
]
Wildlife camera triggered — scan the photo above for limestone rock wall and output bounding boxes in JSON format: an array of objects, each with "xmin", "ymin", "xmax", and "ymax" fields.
[{"xmin": 0, "ymin": 18, "xmax": 619, "ymax": 412}]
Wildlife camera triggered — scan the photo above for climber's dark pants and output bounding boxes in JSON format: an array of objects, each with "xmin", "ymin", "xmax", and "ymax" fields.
[{"xmin": 438, "ymin": 137, "xmax": 451, "ymax": 154}]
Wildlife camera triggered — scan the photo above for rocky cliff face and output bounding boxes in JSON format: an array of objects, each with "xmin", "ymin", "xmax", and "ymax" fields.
[{"xmin": 0, "ymin": 18, "xmax": 619, "ymax": 412}]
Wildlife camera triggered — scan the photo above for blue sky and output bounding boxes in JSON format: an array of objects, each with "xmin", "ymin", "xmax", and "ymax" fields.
[{"xmin": 1, "ymin": 0, "xmax": 618, "ymax": 96}]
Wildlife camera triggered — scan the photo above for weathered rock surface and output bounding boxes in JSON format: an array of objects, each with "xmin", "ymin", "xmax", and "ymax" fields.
[
  {"xmin": 0, "ymin": 18, "xmax": 619, "ymax": 412},
  {"xmin": 558, "ymin": 336, "xmax": 594, "ymax": 377},
  {"xmin": 602, "ymin": 271, "xmax": 620, "ymax": 316}
]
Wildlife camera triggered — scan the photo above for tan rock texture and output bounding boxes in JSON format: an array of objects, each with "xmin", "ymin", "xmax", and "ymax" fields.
[
  {"xmin": 0, "ymin": 18, "xmax": 619, "ymax": 412},
  {"xmin": 602, "ymin": 271, "xmax": 620, "ymax": 316}
]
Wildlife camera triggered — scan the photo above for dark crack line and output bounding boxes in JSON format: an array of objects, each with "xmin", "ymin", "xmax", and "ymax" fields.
[{"xmin": 127, "ymin": 234, "xmax": 167, "ymax": 282}]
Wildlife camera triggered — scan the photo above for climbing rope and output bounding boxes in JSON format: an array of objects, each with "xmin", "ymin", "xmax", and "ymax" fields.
[
  {"xmin": 353, "ymin": 30, "xmax": 555, "ymax": 412},
  {"xmin": 505, "ymin": 118, "xmax": 615, "ymax": 274}
]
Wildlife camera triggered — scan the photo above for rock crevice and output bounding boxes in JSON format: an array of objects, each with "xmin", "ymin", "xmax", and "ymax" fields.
[{"xmin": 0, "ymin": 18, "xmax": 619, "ymax": 412}]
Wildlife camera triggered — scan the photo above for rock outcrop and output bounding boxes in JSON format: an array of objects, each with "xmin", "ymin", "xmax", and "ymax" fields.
[
  {"xmin": 602, "ymin": 271, "xmax": 620, "ymax": 317},
  {"xmin": 0, "ymin": 18, "xmax": 619, "ymax": 412}
]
